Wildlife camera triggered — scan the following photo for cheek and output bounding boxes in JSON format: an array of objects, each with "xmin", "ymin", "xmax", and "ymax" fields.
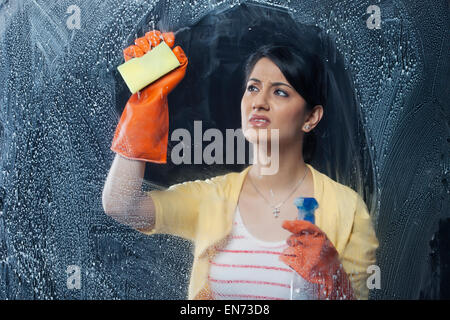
[
  {"xmin": 240, "ymin": 96, "xmax": 250, "ymax": 122},
  {"xmin": 240, "ymin": 96, "xmax": 257, "ymax": 142},
  {"xmin": 276, "ymin": 103, "xmax": 305, "ymax": 133},
  {"xmin": 276, "ymin": 103, "xmax": 301, "ymax": 122}
]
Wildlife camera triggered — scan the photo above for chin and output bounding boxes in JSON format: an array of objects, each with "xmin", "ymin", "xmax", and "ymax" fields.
[{"xmin": 243, "ymin": 127, "xmax": 278, "ymax": 145}]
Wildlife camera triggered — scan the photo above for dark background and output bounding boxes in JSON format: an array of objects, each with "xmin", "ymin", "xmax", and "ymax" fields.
[{"xmin": 0, "ymin": 0, "xmax": 448, "ymax": 299}]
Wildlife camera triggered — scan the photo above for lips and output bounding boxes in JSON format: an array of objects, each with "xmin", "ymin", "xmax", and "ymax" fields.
[{"xmin": 248, "ymin": 114, "xmax": 271, "ymax": 127}]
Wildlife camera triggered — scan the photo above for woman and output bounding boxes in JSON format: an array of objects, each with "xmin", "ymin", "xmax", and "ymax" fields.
[{"xmin": 103, "ymin": 29, "xmax": 379, "ymax": 300}]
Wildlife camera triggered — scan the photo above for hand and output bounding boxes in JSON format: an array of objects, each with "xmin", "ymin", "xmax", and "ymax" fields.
[
  {"xmin": 110, "ymin": 30, "xmax": 188, "ymax": 163},
  {"xmin": 122, "ymin": 30, "xmax": 188, "ymax": 96},
  {"xmin": 279, "ymin": 219, "xmax": 355, "ymax": 300},
  {"xmin": 123, "ymin": 30, "xmax": 176, "ymax": 61}
]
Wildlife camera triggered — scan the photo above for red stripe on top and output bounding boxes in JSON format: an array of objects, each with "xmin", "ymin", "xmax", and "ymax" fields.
[
  {"xmin": 224, "ymin": 235, "xmax": 288, "ymax": 249},
  {"xmin": 212, "ymin": 292, "xmax": 287, "ymax": 300},
  {"xmin": 209, "ymin": 260, "xmax": 294, "ymax": 273},
  {"xmin": 217, "ymin": 249, "xmax": 283, "ymax": 255},
  {"xmin": 208, "ymin": 277, "xmax": 291, "ymax": 288},
  {"xmin": 258, "ymin": 243, "xmax": 288, "ymax": 249},
  {"xmin": 229, "ymin": 235, "xmax": 245, "ymax": 239}
]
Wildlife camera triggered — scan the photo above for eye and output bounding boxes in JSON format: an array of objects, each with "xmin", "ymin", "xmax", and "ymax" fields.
[
  {"xmin": 247, "ymin": 84, "xmax": 258, "ymax": 92},
  {"xmin": 275, "ymin": 89, "xmax": 289, "ymax": 97}
]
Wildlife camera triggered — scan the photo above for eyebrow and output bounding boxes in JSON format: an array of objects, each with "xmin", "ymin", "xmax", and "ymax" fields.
[{"xmin": 248, "ymin": 78, "xmax": 293, "ymax": 89}]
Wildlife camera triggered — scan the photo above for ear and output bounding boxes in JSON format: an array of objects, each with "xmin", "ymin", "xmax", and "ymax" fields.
[{"xmin": 303, "ymin": 104, "xmax": 323, "ymax": 132}]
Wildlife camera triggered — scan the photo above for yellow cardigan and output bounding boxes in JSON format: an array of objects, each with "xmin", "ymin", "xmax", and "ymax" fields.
[{"xmin": 143, "ymin": 163, "xmax": 379, "ymax": 300}]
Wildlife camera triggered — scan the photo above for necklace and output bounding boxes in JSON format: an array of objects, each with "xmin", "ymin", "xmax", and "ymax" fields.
[{"xmin": 248, "ymin": 166, "xmax": 308, "ymax": 218}]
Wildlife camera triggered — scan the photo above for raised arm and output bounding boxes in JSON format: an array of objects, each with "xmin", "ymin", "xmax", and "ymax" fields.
[
  {"xmin": 102, "ymin": 29, "xmax": 188, "ymax": 234},
  {"xmin": 102, "ymin": 154, "xmax": 155, "ymax": 233}
]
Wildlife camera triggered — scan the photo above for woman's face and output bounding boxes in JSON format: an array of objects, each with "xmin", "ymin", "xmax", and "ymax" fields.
[{"xmin": 241, "ymin": 57, "xmax": 309, "ymax": 146}]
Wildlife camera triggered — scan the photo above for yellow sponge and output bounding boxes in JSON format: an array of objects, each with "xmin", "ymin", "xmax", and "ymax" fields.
[{"xmin": 117, "ymin": 41, "xmax": 181, "ymax": 94}]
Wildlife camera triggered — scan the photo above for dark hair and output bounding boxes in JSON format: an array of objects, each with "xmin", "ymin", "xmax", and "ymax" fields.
[{"xmin": 242, "ymin": 43, "xmax": 327, "ymax": 163}]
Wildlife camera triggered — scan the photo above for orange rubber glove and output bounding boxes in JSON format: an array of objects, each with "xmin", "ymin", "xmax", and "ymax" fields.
[
  {"xmin": 279, "ymin": 220, "xmax": 356, "ymax": 300},
  {"xmin": 111, "ymin": 30, "xmax": 188, "ymax": 163}
]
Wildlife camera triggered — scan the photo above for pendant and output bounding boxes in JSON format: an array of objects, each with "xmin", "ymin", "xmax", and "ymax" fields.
[{"xmin": 273, "ymin": 207, "xmax": 280, "ymax": 218}]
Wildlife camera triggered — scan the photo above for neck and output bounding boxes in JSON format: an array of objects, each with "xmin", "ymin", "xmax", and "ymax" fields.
[{"xmin": 249, "ymin": 140, "xmax": 308, "ymax": 192}]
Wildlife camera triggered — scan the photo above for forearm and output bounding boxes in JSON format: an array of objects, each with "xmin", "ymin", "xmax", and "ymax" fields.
[{"xmin": 102, "ymin": 153, "xmax": 146, "ymax": 216}]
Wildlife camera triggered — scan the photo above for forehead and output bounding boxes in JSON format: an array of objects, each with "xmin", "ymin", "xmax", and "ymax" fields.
[{"xmin": 248, "ymin": 57, "xmax": 288, "ymax": 83}]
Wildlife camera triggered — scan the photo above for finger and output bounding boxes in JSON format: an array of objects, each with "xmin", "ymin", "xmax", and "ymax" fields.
[
  {"xmin": 287, "ymin": 235, "xmax": 303, "ymax": 247},
  {"xmin": 162, "ymin": 32, "xmax": 175, "ymax": 48},
  {"xmin": 279, "ymin": 250, "xmax": 296, "ymax": 264},
  {"xmin": 145, "ymin": 30, "xmax": 162, "ymax": 47},
  {"xmin": 123, "ymin": 45, "xmax": 144, "ymax": 62},
  {"xmin": 279, "ymin": 254, "xmax": 296, "ymax": 269},
  {"xmin": 172, "ymin": 46, "xmax": 188, "ymax": 65},
  {"xmin": 281, "ymin": 220, "xmax": 318, "ymax": 235},
  {"xmin": 134, "ymin": 36, "xmax": 151, "ymax": 54},
  {"xmin": 280, "ymin": 246, "xmax": 297, "ymax": 258},
  {"xmin": 279, "ymin": 250, "xmax": 299, "ymax": 272}
]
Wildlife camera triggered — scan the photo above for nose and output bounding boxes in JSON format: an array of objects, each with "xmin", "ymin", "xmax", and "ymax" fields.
[{"xmin": 251, "ymin": 92, "xmax": 270, "ymax": 111}]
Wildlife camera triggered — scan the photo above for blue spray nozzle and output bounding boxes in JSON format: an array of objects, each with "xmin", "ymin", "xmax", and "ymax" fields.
[
  {"xmin": 294, "ymin": 197, "xmax": 318, "ymax": 211},
  {"xmin": 294, "ymin": 197, "xmax": 318, "ymax": 224}
]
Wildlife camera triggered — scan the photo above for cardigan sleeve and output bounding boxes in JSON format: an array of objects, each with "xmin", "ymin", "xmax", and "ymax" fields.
[
  {"xmin": 340, "ymin": 193, "xmax": 379, "ymax": 300},
  {"xmin": 140, "ymin": 178, "xmax": 214, "ymax": 242}
]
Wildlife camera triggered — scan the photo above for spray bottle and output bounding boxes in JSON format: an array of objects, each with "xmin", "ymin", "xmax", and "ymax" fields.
[{"xmin": 290, "ymin": 197, "xmax": 319, "ymax": 300}]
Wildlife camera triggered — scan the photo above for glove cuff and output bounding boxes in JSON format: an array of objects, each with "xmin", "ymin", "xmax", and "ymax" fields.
[{"xmin": 111, "ymin": 96, "xmax": 169, "ymax": 163}]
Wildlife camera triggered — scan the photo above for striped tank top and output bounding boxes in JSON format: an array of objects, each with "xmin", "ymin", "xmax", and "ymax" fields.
[{"xmin": 208, "ymin": 206, "xmax": 294, "ymax": 300}]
